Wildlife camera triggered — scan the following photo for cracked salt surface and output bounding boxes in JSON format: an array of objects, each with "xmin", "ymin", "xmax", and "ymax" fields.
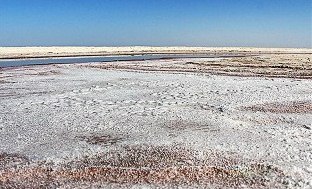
[{"xmin": 0, "ymin": 64, "xmax": 311, "ymax": 188}]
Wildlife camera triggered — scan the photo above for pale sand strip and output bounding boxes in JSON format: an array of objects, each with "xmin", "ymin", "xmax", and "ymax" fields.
[{"xmin": 0, "ymin": 46, "xmax": 311, "ymax": 59}]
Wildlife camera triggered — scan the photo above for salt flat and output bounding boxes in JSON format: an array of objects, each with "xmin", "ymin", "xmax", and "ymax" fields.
[{"xmin": 0, "ymin": 54, "xmax": 312, "ymax": 188}]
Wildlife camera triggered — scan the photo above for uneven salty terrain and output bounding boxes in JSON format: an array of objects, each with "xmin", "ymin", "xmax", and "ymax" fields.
[{"xmin": 0, "ymin": 48, "xmax": 312, "ymax": 188}]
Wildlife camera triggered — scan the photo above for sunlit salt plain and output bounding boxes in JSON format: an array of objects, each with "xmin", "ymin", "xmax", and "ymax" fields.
[{"xmin": 0, "ymin": 62, "xmax": 311, "ymax": 188}]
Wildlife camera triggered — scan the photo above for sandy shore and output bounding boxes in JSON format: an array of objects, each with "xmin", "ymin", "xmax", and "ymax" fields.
[
  {"xmin": 0, "ymin": 49, "xmax": 312, "ymax": 188},
  {"xmin": 0, "ymin": 46, "xmax": 311, "ymax": 59}
]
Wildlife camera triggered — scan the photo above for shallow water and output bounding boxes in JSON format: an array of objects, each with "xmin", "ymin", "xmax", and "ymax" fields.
[{"xmin": 0, "ymin": 54, "xmax": 235, "ymax": 68}]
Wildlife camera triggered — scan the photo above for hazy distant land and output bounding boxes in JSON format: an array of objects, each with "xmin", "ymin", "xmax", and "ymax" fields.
[{"xmin": 0, "ymin": 46, "xmax": 311, "ymax": 59}]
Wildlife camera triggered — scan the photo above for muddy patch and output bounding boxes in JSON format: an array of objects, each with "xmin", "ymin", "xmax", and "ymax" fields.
[
  {"xmin": 0, "ymin": 145, "xmax": 286, "ymax": 188},
  {"xmin": 241, "ymin": 101, "xmax": 312, "ymax": 114}
]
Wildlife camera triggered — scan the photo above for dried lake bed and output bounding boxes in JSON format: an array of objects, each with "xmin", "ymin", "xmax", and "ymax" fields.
[{"xmin": 0, "ymin": 52, "xmax": 312, "ymax": 188}]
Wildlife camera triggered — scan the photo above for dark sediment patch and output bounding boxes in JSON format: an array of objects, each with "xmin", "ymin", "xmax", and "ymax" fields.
[
  {"xmin": 89, "ymin": 64, "xmax": 312, "ymax": 79},
  {"xmin": 78, "ymin": 134, "xmax": 123, "ymax": 146},
  {"xmin": 242, "ymin": 101, "xmax": 312, "ymax": 114},
  {"xmin": 0, "ymin": 145, "xmax": 286, "ymax": 188},
  {"xmin": 164, "ymin": 120, "xmax": 219, "ymax": 134},
  {"xmin": 33, "ymin": 70, "xmax": 61, "ymax": 76},
  {"xmin": 0, "ymin": 152, "xmax": 29, "ymax": 169},
  {"xmin": 0, "ymin": 80, "xmax": 11, "ymax": 84},
  {"xmin": 87, "ymin": 54, "xmax": 312, "ymax": 79}
]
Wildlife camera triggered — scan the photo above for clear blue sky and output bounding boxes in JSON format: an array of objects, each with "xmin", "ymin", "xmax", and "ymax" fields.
[{"xmin": 0, "ymin": 0, "xmax": 311, "ymax": 47}]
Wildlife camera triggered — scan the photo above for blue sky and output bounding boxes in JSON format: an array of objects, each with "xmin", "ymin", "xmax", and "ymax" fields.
[{"xmin": 0, "ymin": 0, "xmax": 311, "ymax": 47}]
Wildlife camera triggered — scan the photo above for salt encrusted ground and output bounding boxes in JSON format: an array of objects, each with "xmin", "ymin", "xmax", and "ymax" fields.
[{"xmin": 0, "ymin": 56, "xmax": 312, "ymax": 188}]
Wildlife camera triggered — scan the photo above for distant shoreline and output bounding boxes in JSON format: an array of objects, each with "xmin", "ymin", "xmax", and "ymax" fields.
[
  {"xmin": 1, "ymin": 52, "xmax": 312, "ymax": 60},
  {"xmin": 0, "ymin": 46, "xmax": 311, "ymax": 59}
]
